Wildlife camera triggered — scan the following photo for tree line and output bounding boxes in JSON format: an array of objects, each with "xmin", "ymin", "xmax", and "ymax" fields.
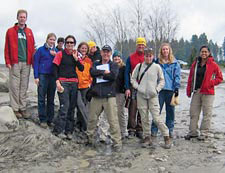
[
  {"xmin": 84, "ymin": 0, "xmax": 224, "ymax": 66},
  {"xmin": 114, "ymin": 33, "xmax": 222, "ymax": 66}
]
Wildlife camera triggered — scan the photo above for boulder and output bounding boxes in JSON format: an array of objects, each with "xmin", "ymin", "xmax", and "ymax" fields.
[
  {"xmin": 0, "ymin": 106, "xmax": 19, "ymax": 132},
  {"xmin": 0, "ymin": 72, "xmax": 9, "ymax": 92}
]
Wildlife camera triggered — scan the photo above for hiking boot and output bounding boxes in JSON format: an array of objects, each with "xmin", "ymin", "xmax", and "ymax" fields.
[
  {"xmin": 14, "ymin": 111, "xmax": 22, "ymax": 119},
  {"xmin": 184, "ymin": 134, "xmax": 198, "ymax": 140},
  {"xmin": 164, "ymin": 136, "xmax": 171, "ymax": 149},
  {"xmin": 53, "ymin": 132, "xmax": 67, "ymax": 139},
  {"xmin": 66, "ymin": 133, "xmax": 73, "ymax": 140},
  {"xmin": 19, "ymin": 110, "xmax": 30, "ymax": 119},
  {"xmin": 197, "ymin": 135, "xmax": 207, "ymax": 141},
  {"xmin": 141, "ymin": 136, "xmax": 152, "ymax": 148},
  {"xmin": 136, "ymin": 131, "xmax": 143, "ymax": 139},
  {"xmin": 128, "ymin": 131, "xmax": 136, "ymax": 139},
  {"xmin": 40, "ymin": 122, "xmax": 48, "ymax": 129},
  {"xmin": 122, "ymin": 136, "xmax": 129, "ymax": 143},
  {"xmin": 112, "ymin": 144, "xmax": 122, "ymax": 152},
  {"xmin": 47, "ymin": 122, "xmax": 54, "ymax": 128}
]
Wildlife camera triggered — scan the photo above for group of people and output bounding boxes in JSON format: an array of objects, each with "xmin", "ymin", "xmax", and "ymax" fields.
[{"xmin": 4, "ymin": 9, "xmax": 223, "ymax": 152}]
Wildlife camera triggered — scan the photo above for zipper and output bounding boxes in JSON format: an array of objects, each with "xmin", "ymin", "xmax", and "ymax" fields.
[
  {"xmin": 192, "ymin": 60, "xmax": 198, "ymax": 93},
  {"xmin": 200, "ymin": 61, "xmax": 207, "ymax": 93}
]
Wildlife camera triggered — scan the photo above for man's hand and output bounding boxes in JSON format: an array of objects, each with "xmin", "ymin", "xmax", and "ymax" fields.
[
  {"xmin": 104, "ymin": 70, "xmax": 110, "ymax": 74},
  {"xmin": 125, "ymin": 89, "xmax": 131, "ymax": 98},
  {"xmin": 6, "ymin": 64, "xmax": 11, "ymax": 69}
]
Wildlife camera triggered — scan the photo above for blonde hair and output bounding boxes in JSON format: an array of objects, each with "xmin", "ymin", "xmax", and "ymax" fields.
[
  {"xmin": 118, "ymin": 59, "xmax": 125, "ymax": 67},
  {"xmin": 46, "ymin": 33, "xmax": 57, "ymax": 42},
  {"xmin": 17, "ymin": 9, "xmax": 28, "ymax": 18},
  {"xmin": 159, "ymin": 43, "xmax": 175, "ymax": 64},
  {"xmin": 113, "ymin": 57, "xmax": 125, "ymax": 67}
]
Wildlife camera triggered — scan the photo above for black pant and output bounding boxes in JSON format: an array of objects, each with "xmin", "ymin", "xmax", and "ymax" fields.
[
  {"xmin": 76, "ymin": 88, "xmax": 89, "ymax": 131},
  {"xmin": 53, "ymin": 82, "xmax": 78, "ymax": 134}
]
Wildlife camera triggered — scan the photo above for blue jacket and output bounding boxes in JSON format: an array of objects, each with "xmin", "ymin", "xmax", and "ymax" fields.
[
  {"xmin": 33, "ymin": 44, "xmax": 57, "ymax": 78},
  {"xmin": 159, "ymin": 59, "xmax": 181, "ymax": 91}
]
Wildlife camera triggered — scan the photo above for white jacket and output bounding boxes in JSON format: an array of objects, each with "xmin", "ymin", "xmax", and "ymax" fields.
[{"xmin": 131, "ymin": 62, "xmax": 165, "ymax": 99}]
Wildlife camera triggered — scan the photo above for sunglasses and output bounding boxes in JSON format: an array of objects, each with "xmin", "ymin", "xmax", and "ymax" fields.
[{"xmin": 66, "ymin": 41, "xmax": 74, "ymax": 44}]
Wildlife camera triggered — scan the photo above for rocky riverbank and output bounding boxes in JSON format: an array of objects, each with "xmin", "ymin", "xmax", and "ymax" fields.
[{"xmin": 0, "ymin": 66, "xmax": 225, "ymax": 173}]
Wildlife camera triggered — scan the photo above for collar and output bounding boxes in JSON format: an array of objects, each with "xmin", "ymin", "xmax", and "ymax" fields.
[
  {"xmin": 14, "ymin": 23, "xmax": 27, "ymax": 31},
  {"xmin": 44, "ymin": 43, "xmax": 54, "ymax": 50},
  {"xmin": 135, "ymin": 50, "xmax": 144, "ymax": 56},
  {"xmin": 64, "ymin": 48, "xmax": 73, "ymax": 55}
]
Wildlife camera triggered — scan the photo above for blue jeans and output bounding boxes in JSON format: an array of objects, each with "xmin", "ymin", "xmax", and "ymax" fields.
[
  {"xmin": 38, "ymin": 74, "xmax": 56, "ymax": 123},
  {"xmin": 151, "ymin": 90, "xmax": 175, "ymax": 135},
  {"xmin": 53, "ymin": 82, "xmax": 78, "ymax": 134}
]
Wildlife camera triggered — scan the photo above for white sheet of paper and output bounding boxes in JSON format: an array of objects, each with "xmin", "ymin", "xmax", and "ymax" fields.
[{"xmin": 96, "ymin": 64, "xmax": 110, "ymax": 83}]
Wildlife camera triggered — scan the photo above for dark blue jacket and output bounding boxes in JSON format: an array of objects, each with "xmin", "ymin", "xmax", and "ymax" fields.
[
  {"xmin": 90, "ymin": 60, "xmax": 119, "ymax": 98},
  {"xmin": 33, "ymin": 44, "xmax": 57, "ymax": 78}
]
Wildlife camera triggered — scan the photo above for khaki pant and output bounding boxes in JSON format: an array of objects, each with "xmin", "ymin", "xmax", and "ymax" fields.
[
  {"xmin": 189, "ymin": 90, "xmax": 215, "ymax": 136},
  {"xmin": 137, "ymin": 93, "xmax": 169, "ymax": 137},
  {"xmin": 116, "ymin": 93, "xmax": 128, "ymax": 138},
  {"xmin": 87, "ymin": 97, "xmax": 121, "ymax": 145},
  {"xmin": 9, "ymin": 62, "xmax": 31, "ymax": 111}
]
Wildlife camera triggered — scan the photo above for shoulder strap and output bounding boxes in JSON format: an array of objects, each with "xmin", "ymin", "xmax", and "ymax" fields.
[
  {"xmin": 138, "ymin": 63, "xmax": 153, "ymax": 84},
  {"xmin": 136, "ymin": 63, "xmax": 142, "ymax": 82}
]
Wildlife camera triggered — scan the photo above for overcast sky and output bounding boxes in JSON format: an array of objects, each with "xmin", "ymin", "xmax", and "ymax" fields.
[{"xmin": 1, "ymin": 0, "xmax": 225, "ymax": 64}]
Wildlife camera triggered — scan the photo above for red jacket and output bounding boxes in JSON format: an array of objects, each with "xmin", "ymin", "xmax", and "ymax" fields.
[
  {"xmin": 130, "ymin": 51, "xmax": 144, "ymax": 73},
  {"xmin": 4, "ymin": 24, "xmax": 35, "ymax": 65},
  {"xmin": 186, "ymin": 57, "xmax": 223, "ymax": 97}
]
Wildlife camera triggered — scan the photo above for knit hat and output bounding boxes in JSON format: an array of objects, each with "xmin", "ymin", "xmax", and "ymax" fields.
[
  {"xmin": 136, "ymin": 37, "xmax": 146, "ymax": 46},
  {"xmin": 87, "ymin": 41, "xmax": 96, "ymax": 48},
  {"xmin": 112, "ymin": 50, "xmax": 121, "ymax": 58}
]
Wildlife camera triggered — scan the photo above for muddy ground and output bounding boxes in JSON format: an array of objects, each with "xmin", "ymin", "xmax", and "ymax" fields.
[{"xmin": 0, "ymin": 67, "xmax": 225, "ymax": 173}]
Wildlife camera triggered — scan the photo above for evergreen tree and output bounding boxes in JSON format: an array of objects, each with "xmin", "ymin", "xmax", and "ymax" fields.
[
  {"xmin": 222, "ymin": 37, "xmax": 225, "ymax": 58},
  {"xmin": 199, "ymin": 33, "xmax": 208, "ymax": 46},
  {"xmin": 190, "ymin": 34, "xmax": 199, "ymax": 51},
  {"xmin": 188, "ymin": 48, "xmax": 197, "ymax": 67}
]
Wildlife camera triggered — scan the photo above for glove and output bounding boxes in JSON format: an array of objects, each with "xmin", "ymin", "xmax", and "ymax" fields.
[{"xmin": 174, "ymin": 88, "xmax": 179, "ymax": 97}]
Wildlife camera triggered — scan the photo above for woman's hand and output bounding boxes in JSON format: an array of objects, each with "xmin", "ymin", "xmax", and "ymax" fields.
[
  {"xmin": 34, "ymin": 78, "xmax": 39, "ymax": 86},
  {"xmin": 50, "ymin": 50, "xmax": 56, "ymax": 56},
  {"xmin": 72, "ymin": 50, "xmax": 78, "ymax": 61},
  {"xmin": 56, "ymin": 80, "xmax": 64, "ymax": 93}
]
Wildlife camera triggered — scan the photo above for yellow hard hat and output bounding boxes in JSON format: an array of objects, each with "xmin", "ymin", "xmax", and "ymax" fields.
[
  {"xmin": 87, "ymin": 41, "xmax": 96, "ymax": 48},
  {"xmin": 136, "ymin": 37, "xmax": 146, "ymax": 46}
]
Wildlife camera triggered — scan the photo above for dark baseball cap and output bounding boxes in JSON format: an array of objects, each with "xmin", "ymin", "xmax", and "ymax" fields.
[{"xmin": 102, "ymin": 45, "xmax": 112, "ymax": 51}]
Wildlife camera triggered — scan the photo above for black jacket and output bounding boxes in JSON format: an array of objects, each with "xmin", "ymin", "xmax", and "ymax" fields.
[
  {"xmin": 53, "ymin": 50, "xmax": 84, "ymax": 80},
  {"xmin": 115, "ymin": 65, "xmax": 126, "ymax": 93},
  {"xmin": 90, "ymin": 60, "xmax": 119, "ymax": 98},
  {"xmin": 88, "ymin": 47, "xmax": 102, "ymax": 62}
]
